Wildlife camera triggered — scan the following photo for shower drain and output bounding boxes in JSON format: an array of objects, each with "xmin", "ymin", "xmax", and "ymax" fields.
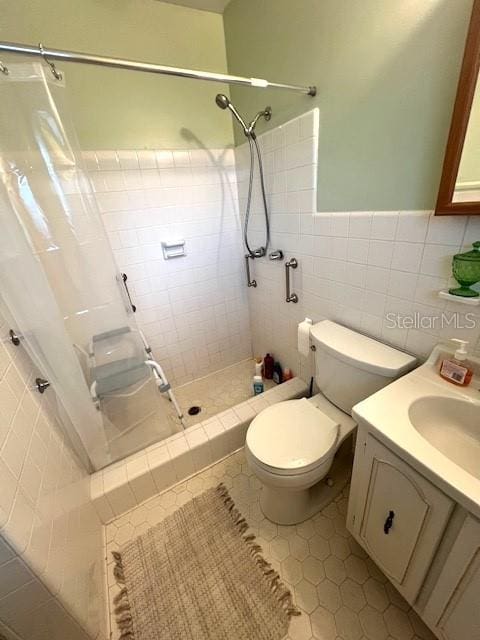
[{"xmin": 187, "ymin": 406, "xmax": 201, "ymax": 416}]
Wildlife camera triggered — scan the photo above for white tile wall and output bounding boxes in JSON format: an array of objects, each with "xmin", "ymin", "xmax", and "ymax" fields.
[
  {"xmin": 0, "ymin": 309, "xmax": 107, "ymax": 640},
  {"xmin": 235, "ymin": 109, "xmax": 480, "ymax": 381},
  {"xmin": 235, "ymin": 109, "xmax": 320, "ymax": 381},
  {"xmin": 85, "ymin": 147, "xmax": 252, "ymax": 387}
]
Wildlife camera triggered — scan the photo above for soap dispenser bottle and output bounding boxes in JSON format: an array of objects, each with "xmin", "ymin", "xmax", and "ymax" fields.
[{"xmin": 439, "ymin": 339, "xmax": 474, "ymax": 386}]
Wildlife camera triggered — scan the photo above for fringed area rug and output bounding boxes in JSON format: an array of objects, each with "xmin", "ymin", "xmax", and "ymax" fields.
[{"xmin": 112, "ymin": 483, "xmax": 300, "ymax": 640}]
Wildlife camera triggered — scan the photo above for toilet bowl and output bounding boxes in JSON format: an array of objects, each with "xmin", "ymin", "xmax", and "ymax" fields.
[
  {"xmin": 246, "ymin": 395, "xmax": 355, "ymax": 524},
  {"xmin": 246, "ymin": 320, "xmax": 417, "ymax": 524}
]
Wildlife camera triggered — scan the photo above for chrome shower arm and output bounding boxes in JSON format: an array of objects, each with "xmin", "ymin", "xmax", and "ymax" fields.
[{"xmin": 247, "ymin": 106, "xmax": 272, "ymax": 135}]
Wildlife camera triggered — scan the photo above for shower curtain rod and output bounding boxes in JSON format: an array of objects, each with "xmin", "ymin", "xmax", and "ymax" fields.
[{"xmin": 0, "ymin": 41, "xmax": 317, "ymax": 96}]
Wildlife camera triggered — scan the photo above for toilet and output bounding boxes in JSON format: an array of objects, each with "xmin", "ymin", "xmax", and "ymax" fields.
[{"xmin": 246, "ymin": 320, "xmax": 416, "ymax": 524}]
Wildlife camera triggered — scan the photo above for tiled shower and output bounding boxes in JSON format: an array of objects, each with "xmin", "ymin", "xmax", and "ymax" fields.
[
  {"xmin": 0, "ymin": 1, "xmax": 480, "ymax": 633},
  {"xmin": 88, "ymin": 147, "xmax": 250, "ymax": 387}
]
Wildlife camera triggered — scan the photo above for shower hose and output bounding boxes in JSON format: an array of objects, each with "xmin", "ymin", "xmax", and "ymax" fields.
[{"xmin": 244, "ymin": 134, "xmax": 270, "ymax": 258}]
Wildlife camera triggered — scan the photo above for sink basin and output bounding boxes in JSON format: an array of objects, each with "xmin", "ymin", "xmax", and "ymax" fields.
[{"xmin": 408, "ymin": 396, "xmax": 480, "ymax": 480}]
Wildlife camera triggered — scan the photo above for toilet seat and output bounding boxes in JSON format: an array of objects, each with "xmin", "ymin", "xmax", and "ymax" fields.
[{"xmin": 246, "ymin": 398, "xmax": 339, "ymax": 476}]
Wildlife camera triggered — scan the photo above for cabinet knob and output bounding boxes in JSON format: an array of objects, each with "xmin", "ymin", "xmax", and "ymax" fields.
[{"xmin": 384, "ymin": 510, "xmax": 395, "ymax": 534}]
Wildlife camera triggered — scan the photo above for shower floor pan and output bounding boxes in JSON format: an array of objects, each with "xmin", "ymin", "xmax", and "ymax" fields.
[
  {"xmin": 168, "ymin": 359, "xmax": 276, "ymax": 429},
  {"xmin": 91, "ymin": 374, "xmax": 308, "ymax": 522},
  {"xmin": 104, "ymin": 359, "xmax": 275, "ymax": 463}
]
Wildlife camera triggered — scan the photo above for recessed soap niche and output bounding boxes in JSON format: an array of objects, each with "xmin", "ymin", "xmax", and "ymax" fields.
[{"xmin": 162, "ymin": 239, "xmax": 186, "ymax": 260}]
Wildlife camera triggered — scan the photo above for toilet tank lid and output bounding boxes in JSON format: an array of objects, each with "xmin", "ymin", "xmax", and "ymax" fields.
[{"xmin": 311, "ymin": 320, "xmax": 416, "ymax": 377}]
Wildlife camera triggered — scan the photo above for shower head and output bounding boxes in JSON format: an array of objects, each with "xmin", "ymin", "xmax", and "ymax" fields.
[
  {"xmin": 215, "ymin": 93, "xmax": 230, "ymax": 110},
  {"xmin": 215, "ymin": 94, "xmax": 272, "ymax": 138},
  {"xmin": 215, "ymin": 93, "xmax": 249, "ymax": 135}
]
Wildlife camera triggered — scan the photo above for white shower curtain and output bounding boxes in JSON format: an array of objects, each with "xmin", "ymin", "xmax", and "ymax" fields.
[{"xmin": 0, "ymin": 60, "xmax": 152, "ymax": 470}]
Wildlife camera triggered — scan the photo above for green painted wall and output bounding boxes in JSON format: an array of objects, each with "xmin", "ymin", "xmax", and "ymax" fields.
[
  {"xmin": 0, "ymin": 0, "xmax": 233, "ymax": 149},
  {"xmin": 224, "ymin": 0, "xmax": 474, "ymax": 211}
]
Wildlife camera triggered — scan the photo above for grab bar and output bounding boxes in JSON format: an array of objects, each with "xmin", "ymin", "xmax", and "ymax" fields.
[
  {"xmin": 121, "ymin": 273, "xmax": 136, "ymax": 312},
  {"xmin": 285, "ymin": 257, "xmax": 298, "ymax": 303},
  {"xmin": 245, "ymin": 255, "xmax": 257, "ymax": 288}
]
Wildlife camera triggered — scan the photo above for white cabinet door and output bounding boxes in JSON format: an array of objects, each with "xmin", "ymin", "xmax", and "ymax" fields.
[
  {"xmin": 350, "ymin": 434, "xmax": 454, "ymax": 603},
  {"xmin": 423, "ymin": 514, "xmax": 480, "ymax": 640}
]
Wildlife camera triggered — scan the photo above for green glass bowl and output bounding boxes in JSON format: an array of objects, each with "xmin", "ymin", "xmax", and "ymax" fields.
[{"xmin": 449, "ymin": 241, "xmax": 480, "ymax": 298}]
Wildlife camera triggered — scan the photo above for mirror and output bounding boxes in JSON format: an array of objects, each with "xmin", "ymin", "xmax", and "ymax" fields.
[
  {"xmin": 454, "ymin": 70, "xmax": 480, "ymax": 202},
  {"xmin": 436, "ymin": 0, "xmax": 480, "ymax": 215}
]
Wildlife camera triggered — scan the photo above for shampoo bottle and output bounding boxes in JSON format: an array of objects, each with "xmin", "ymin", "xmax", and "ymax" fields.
[
  {"xmin": 272, "ymin": 362, "xmax": 283, "ymax": 384},
  {"xmin": 263, "ymin": 353, "xmax": 274, "ymax": 379},
  {"xmin": 439, "ymin": 339, "xmax": 474, "ymax": 386},
  {"xmin": 253, "ymin": 375, "xmax": 264, "ymax": 395}
]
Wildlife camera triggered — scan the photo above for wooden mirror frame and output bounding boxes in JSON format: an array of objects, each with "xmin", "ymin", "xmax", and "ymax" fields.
[{"xmin": 436, "ymin": 0, "xmax": 480, "ymax": 215}]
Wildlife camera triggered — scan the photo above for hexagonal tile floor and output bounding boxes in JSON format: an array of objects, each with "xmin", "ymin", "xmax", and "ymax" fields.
[{"xmin": 105, "ymin": 449, "xmax": 437, "ymax": 640}]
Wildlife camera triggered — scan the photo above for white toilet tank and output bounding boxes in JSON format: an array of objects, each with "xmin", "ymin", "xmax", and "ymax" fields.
[{"xmin": 311, "ymin": 320, "xmax": 416, "ymax": 414}]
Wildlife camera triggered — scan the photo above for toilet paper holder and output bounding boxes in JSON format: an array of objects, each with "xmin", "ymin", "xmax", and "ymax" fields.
[{"xmin": 298, "ymin": 317, "xmax": 312, "ymax": 356}]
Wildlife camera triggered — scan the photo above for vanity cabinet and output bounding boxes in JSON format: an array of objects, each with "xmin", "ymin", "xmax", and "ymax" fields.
[
  {"xmin": 422, "ymin": 514, "xmax": 480, "ymax": 640},
  {"xmin": 348, "ymin": 435, "xmax": 454, "ymax": 603}
]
